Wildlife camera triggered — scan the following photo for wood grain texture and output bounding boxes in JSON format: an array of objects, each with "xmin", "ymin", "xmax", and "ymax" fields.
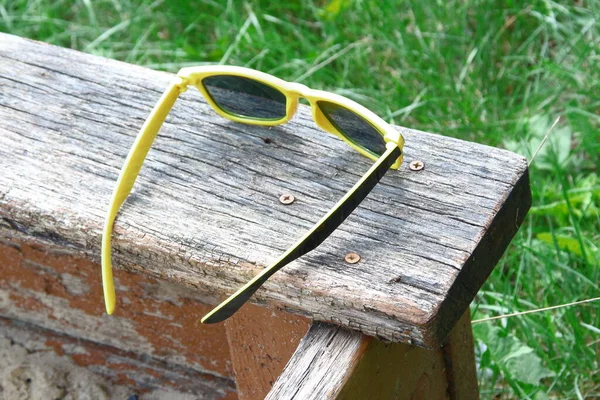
[
  {"xmin": 0, "ymin": 239, "xmax": 236, "ymax": 397},
  {"xmin": 267, "ymin": 315, "xmax": 478, "ymax": 399},
  {"xmin": 0, "ymin": 317, "xmax": 237, "ymax": 399},
  {"xmin": 266, "ymin": 323, "xmax": 368, "ymax": 399},
  {"xmin": 0, "ymin": 33, "xmax": 531, "ymax": 346},
  {"xmin": 224, "ymin": 304, "xmax": 310, "ymax": 400}
]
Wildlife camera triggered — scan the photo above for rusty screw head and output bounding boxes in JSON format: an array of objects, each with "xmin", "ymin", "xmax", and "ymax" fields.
[
  {"xmin": 409, "ymin": 160, "xmax": 424, "ymax": 171},
  {"xmin": 344, "ymin": 252, "xmax": 361, "ymax": 264},
  {"xmin": 279, "ymin": 193, "xmax": 295, "ymax": 205}
]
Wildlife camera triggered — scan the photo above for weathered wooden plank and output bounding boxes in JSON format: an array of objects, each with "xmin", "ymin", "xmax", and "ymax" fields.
[
  {"xmin": 224, "ymin": 303, "xmax": 310, "ymax": 400},
  {"xmin": 0, "ymin": 317, "xmax": 236, "ymax": 399},
  {"xmin": 0, "ymin": 33, "xmax": 531, "ymax": 346},
  {"xmin": 267, "ymin": 312, "xmax": 478, "ymax": 399},
  {"xmin": 266, "ymin": 323, "xmax": 368, "ymax": 399},
  {"xmin": 0, "ymin": 239, "xmax": 235, "ymax": 387}
]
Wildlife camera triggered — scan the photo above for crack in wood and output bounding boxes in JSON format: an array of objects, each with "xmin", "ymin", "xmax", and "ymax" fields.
[{"xmin": 0, "ymin": 33, "xmax": 531, "ymax": 347}]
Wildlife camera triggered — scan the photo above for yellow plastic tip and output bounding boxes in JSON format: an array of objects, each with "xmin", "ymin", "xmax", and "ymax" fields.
[{"xmin": 105, "ymin": 302, "xmax": 115, "ymax": 315}]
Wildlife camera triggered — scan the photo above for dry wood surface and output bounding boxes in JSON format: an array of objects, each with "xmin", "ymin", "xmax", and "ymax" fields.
[
  {"xmin": 268, "ymin": 312, "xmax": 478, "ymax": 399},
  {"xmin": 0, "ymin": 33, "xmax": 531, "ymax": 347},
  {"xmin": 266, "ymin": 323, "xmax": 367, "ymax": 399}
]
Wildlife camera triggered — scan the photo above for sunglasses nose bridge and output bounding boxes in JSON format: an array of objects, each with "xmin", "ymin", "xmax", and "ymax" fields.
[{"xmin": 284, "ymin": 82, "xmax": 310, "ymax": 98}]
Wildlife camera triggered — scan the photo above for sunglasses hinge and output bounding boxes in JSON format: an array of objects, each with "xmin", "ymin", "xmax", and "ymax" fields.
[
  {"xmin": 384, "ymin": 130, "xmax": 404, "ymax": 149},
  {"xmin": 172, "ymin": 75, "xmax": 191, "ymax": 93}
]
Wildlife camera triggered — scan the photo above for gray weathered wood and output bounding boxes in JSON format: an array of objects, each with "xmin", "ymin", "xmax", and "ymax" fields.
[
  {"xmin": 0, "ymin": 33, "xmax": 531, "ymax": 347},
  {"xmin": 269, "ymin": 313, "xmax": 478, "ymax": 399},
  {"xmin": 0, "ymin": 238, "xmax": 235, "ymax": 393},
  {"xmin": 266, "ymin": 323, "xmax": 366, "ymax": 399},
  {"xmin": 0, "ymin": 316, "xmax": 236, "ymax": 399}
]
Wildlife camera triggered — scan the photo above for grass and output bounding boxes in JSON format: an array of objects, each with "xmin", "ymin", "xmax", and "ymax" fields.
[{"xmin": 1, "ymin": 0, "xmax": 598, "ymax": 397}]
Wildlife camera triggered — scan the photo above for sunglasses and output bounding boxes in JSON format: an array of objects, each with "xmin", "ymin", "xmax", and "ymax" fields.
[{"xmin": 101, "ymin": 66, "xmax": 404, "ymax": 323}]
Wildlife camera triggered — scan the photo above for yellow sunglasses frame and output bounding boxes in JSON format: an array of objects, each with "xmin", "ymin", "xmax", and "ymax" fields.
[
  {"xmin": 101, "ymin": 65, "xmax": 404, "ymax": 319},
  {"xmin": 180, "ymin": 65, "xmax": 404, "ymax": 168}
]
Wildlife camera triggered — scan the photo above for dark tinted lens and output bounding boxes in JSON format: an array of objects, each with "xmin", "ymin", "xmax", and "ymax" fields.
[
  {"xmin": 202, "ymin": 75, "xmax": 287, "ymax": 120},
  {"xmin": 317, "ymin": 101, "xmax": 387, "ymax": 156}
]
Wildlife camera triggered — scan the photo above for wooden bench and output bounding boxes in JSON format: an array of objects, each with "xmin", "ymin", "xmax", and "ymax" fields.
[{"xmin": 0, "ymin": 33, "xmax": 531, "ymax": 399}]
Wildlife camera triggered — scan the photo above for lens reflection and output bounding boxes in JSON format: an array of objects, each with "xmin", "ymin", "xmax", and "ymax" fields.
[
  {"xmin": 202, "ymin": 75, "xmax": 287, "ymax": 120},
  {"xmin": 317, "ymin": 101, "xmax": 387, "ymax": 156}
]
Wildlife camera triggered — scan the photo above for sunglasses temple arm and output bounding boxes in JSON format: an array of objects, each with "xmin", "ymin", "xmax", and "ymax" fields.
[
  {"xmin": 201, "ymin": 143, "xmax": 402, "ymax": 324},
  {"xmin": 101, "ymin": 80, "xmax": 187, "ymax": 315}
]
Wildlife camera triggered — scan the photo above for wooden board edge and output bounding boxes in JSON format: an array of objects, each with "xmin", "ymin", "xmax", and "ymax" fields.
[
  {"xmin": 265, "ymin": 322, "xmax": 369, "ymax": 399},
  {"xmin": 426, "ymin": 168, "xmax": 532, "ymax": 347},
  {"xmin": 269, "ymin": 318, "xmax": 477, "ymax": 399}
]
